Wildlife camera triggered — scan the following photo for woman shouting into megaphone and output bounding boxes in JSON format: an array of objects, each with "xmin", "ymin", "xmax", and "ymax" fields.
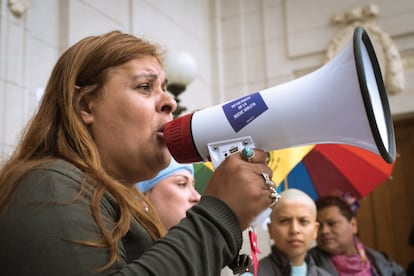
[{"xmin": 0, "ymin": 30, "xmax": 277, "ymax": 276}]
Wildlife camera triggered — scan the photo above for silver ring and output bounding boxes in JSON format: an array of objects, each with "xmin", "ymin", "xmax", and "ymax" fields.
[
  {"xmin": 261, "ymin": 172, "xmax": 280, "ymax": 207},
  {"xmin": 240, "ymin": 146, "xmax": 255, "ymax": 162},
  {"xmin": 269, "ymin": 187, "xmax": 281, "ymax": 207},
  {"xmin": 261, "ymin": 172, "xmax": 275, "ymax": 188}
]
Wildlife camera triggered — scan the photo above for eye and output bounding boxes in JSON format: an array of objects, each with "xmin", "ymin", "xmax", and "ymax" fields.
[
  {"xmin": 300, "ymin": 219, "xmax": 310, "ymax": 225},
  {"xmin": 327, "ymin": 220, "xmax": 337, "ymax": 227},
  {"xmin": 278, "ymin": 218, "xmax": 288, "ymax": 224},
  {"xmin": 136, "ymin": 83, "xmax": 151, "ymax": 95},
  {"xmin": 174, "ymin": 179, "xmax": 188, "ymax": 188},
  {"xmin": 177, "ymin": 181, "xmax": 187, "ymax": 187}
]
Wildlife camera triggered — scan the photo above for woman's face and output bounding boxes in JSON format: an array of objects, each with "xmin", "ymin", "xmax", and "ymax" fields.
[
  {"xmin": 268, "ymin": 200, "xmax": 319, "ymax": 266},
  {"xmin": 146, "ymin": 170, "xmax": 200, "ymax": 230},
  {"xmin": 80, "ymin": 56, "xmax": 177, "ymax": 184},
  {"xmin": 316, "ymin": 206, "xmax": 357, "ymax": 255}
]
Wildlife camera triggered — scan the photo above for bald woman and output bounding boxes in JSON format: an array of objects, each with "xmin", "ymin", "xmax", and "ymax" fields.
[{"xmin": 257, "ymin": 189, "xmax": 330, "ymax": 276}]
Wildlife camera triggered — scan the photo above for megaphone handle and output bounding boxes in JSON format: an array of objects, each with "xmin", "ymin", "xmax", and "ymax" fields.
[
  {"xmin": 207, "ymin": 136, "xmax": 255, "ymax": 168},
  {"xmin": 207, "ymin": 138, "xmax": 264, "ymax": 276}
]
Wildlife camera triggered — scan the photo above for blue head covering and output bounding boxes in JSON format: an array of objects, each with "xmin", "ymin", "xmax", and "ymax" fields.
[{"xmin": 137, "ymin": 158, "xmax": 194, "ymax": 193}]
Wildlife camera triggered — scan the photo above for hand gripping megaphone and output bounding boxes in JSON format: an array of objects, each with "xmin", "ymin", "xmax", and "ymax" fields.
[{"xmin": 164, "ymin": 26, "xmax": 396, "ymax": 169}]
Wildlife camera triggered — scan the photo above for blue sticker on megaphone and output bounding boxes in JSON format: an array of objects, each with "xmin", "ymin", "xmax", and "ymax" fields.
[{"xmin": 222, "ymin": 92, "xmax": 268, "ymax": 132}]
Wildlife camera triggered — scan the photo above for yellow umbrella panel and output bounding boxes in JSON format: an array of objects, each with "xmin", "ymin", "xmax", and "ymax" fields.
[{"xmin": 194, "ymin": 145, "xmax": 314, "ymax": 194}]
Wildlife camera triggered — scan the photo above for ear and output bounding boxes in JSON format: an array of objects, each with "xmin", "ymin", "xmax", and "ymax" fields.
[
  {"xmin": 79, "ymin": 95, "xmax": 94, "ymax": 125},
  {"xmin": 350, "ymin": 217, "xmax": 358, "ymax": 235}
]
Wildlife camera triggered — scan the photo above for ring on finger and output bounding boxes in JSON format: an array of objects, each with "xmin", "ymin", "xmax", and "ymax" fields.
[
  {"xmin": 261, "ymin": 172, "xmax": 275, "ymax": 188},
  {"xmin": 269, "ymin": 187, "xmax": 281, "ymax": 207},
  {"xmin": 240, "ymin": 146, "xmax": 255, "ymax": 162}
]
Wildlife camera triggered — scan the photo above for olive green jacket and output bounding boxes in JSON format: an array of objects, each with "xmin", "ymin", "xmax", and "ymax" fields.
[{"xmin": 0, "ymin": 159, "xmax": 242, "ymax": 275}]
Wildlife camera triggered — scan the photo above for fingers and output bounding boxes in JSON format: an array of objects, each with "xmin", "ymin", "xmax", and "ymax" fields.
[
  {"xmin": 234, "ymin": 146, "xmax": 281, "ymax": 220},
  {"xmin": 260, "ymin": 172, "xmax": 281, "ymax": 207},
  {"xmin": 237, "ymin": 146, "xmax": 268, "ymax": 165},
  {"xmin": 239, "ymin": 146, "xmax": 256, "ymax": 162},
  {"xmin": 204, "ymin": 146, "xmax": 279, "ymax": 229}
]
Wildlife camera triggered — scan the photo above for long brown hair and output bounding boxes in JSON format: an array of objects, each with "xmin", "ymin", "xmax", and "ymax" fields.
[{"xmin": 0, "ymin": 31, "xmax": 166, "ymax": 270}]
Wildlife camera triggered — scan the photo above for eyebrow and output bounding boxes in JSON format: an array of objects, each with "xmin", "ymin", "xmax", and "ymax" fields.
[
  {"xmin": 171, "ymin": 173, "xmax": 190, "ymax": 180},
  {"xmin": 132, "ymin": 73, "xmax": 158, "ymax": 81},
  {"xmin": 319, "ymin": 218, "xmax": 337, "ymax": 223},
  {"xmin": 171, "ymin": 174, "xmax": 196, "ymax": 185},
  {"xmin": 132, "ymin": 73, "xmax": 167, "ymax": 88}
]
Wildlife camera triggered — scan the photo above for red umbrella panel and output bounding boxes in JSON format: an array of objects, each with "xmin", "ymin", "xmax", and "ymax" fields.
[{"xmin": 275, "ymin": 144, "xmax": 396, "ymax": 200}]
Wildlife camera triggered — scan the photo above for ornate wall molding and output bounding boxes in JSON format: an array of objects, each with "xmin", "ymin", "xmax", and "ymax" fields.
[
  {"xmin": 8, "ymin": 0, "xmax": 30, "ymax": 17},
  {"xmin": 325, "ymin": 4, "xmax": 405, "ymax": 95}
]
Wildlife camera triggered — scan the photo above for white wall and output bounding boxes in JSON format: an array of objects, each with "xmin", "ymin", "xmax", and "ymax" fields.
[
  {"xmin": 0, "ymin": 0, "xmax": 214, "ymax": 160},
  {"xmin": 0, "ymin": 0, "xmax": 61, "ymax": 158},
  {"xmin": 210, "ymin": 0, "xmax": 414, "ymax": 111}
]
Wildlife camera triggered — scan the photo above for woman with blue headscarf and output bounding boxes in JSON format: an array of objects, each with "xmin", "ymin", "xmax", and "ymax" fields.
[{"xmin": 137, "ymin": 158, "xmax": 201, "ymax": 230}]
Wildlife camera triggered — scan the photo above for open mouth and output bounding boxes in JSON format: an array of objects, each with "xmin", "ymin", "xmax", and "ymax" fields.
[
  {"xmin": 156, "ymin": 130, "xmax": 164, "ymax": 138},
  {"xmin": 157, "ymin": 125, "xmax": 166, "ymax": 138}
]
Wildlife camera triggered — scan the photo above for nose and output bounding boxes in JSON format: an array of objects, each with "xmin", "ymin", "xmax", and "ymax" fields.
[
  {"xmin": 319, "ymin": 223, "xmax": 329, "ymax": 234},
  {"xmin": 290, "ymin": 220, "xmax": 300, "ymax": 234},
  {"xmin": 190, "ymin": 186, "xmax": 201, "ymax": 204},
  {"xmin": 159, "ymin": 91, "xmax": 177, "ymax": 115}
]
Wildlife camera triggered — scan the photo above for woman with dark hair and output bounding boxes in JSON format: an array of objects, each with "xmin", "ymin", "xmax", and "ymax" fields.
[
  {"xmin": 0, "ymin": 31, "xmax": 275, "ymax": 275},
  {"xmin": 309, "ymin": 195, "xmax": 406, "ymax": 275}
]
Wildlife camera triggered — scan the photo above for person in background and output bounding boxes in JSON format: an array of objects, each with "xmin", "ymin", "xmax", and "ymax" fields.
[
  {"xmin": 309, "ymin": 195, "xmax": 406, "ymax": 276},
  {"xmin": 137, "ymin": 158, "xmax": 200, "ymax": 230},
  {"xmin": 256, "ymin": 188, "xmax": 330, "ymax": 276},
  {"xmin": 0, "ymin": 30, "xmax": 275, "ymax": 275}
]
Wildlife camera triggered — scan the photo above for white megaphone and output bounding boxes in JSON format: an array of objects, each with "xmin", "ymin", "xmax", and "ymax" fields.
[{"xmin": 164, "ymin": 26, "xmax": 396, "ymax": 169}]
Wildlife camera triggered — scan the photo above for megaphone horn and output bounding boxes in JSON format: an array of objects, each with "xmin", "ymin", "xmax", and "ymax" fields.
[{"xmin": 164, "ymin": 26, "xmax": 396, "ymax": 168}]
